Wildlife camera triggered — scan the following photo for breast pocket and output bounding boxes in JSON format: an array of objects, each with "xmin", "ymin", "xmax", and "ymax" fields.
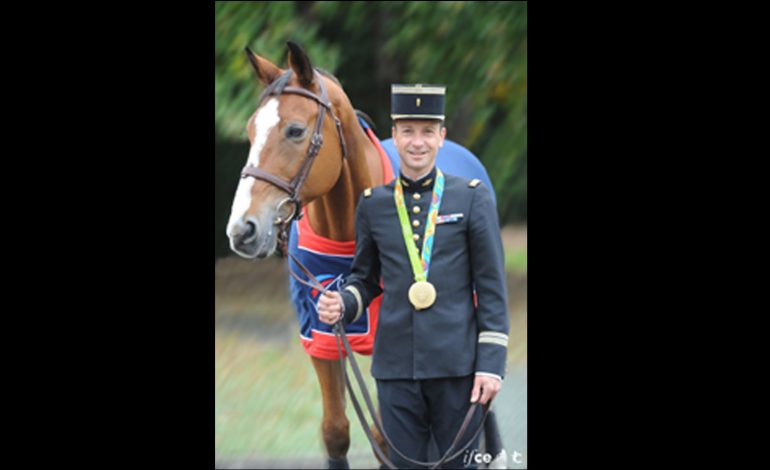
[{"xmin": 433, "ymin": 214, "xmax": 467, "ymax": 256}]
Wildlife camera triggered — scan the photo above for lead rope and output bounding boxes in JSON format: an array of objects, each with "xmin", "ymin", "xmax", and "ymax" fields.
[{"xmin": 287, "ymin": 253, "xmax": 491, "ymax": 469}]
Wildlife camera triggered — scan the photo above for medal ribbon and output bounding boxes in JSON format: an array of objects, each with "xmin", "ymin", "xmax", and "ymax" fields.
[{"xmin": 393, "ymin": 168, "xmax": 445, "ymax": 282}]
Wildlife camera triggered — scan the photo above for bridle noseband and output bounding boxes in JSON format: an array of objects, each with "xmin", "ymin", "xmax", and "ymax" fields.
[{"xmin": 240, "ymin": 69, "xmax": 348, "ymax": 254}]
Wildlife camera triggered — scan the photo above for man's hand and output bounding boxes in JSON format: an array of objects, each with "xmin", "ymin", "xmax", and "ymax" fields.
[
  {"xmin": 470, "ymin": 375, "xmax": 501, "ymax": 405},
  {"xmin": 317, "ymin": 291, "xmax": 344, "ymax": 325}
]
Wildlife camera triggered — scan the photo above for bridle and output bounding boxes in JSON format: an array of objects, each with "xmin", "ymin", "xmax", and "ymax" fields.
[{"xmin": 240, "ymin": 69, "xmax": 348, "ymax": 254}]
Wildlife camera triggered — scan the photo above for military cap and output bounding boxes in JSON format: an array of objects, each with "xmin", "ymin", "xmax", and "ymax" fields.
[{"xmin": 391, "ymin": 84, "xmax": 446, "ymax": 121}]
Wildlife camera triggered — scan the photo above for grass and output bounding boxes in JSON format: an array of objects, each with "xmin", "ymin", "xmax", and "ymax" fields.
[
  {"xmin": 215, "ymin": 331, "xmax": 379, "ymax": 459},
  {"xmin": 505, "ymin": 247, "xmax": 527, "ymax": 274}
]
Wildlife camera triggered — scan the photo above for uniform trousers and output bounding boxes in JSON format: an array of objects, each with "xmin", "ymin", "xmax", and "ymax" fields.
[{"xmin": 376, "ymin": 374, "xmax": 483, "ymax": 469}]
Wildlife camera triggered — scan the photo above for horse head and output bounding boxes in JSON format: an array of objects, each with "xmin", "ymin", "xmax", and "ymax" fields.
[{"xmin": 227, "ymin": 42, "xmax": 348, "ymax": 259}]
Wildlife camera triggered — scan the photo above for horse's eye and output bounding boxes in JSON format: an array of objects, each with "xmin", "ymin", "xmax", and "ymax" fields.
[{"xmin": 285, "ymin": 125, "xmax": 307, "ymax": 141}]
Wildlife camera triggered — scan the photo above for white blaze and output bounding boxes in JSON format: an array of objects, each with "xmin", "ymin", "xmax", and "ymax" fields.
[{"xmin": 226, "ymin": 98, "xmax": 280, "ymax": 236}]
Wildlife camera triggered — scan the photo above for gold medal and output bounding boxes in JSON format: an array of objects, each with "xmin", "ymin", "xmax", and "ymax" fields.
[
  {"xmin": 408, "ymin": 281, "xmax": 436, "ymax": 310},
  {"xmin": 394, "ymin": 170, "xmax": 445, "ymax": 312}
]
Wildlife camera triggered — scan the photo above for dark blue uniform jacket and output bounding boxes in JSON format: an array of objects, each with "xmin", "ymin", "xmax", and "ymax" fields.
[{"xmin": 340, "ymin": 167, "xmax": 510, "ymax": 381}]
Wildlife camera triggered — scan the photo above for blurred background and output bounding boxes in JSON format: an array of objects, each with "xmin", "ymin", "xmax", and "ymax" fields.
[{"xmin": 215, "ymin": 1, "xmax": 527, "ymax": 468}]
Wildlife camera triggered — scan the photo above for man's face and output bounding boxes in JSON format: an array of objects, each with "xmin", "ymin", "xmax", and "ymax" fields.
[{"xmin": 392, "ymin": 119, "xmax": 446, "ymax": 178}]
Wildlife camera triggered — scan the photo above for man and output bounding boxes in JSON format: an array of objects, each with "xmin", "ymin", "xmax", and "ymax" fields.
[{"xmin": 317, "ymin": 84, "xmax": 509, "ymax": 469}]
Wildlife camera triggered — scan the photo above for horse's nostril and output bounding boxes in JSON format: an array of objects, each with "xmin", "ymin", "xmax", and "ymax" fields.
[{"xmin": 242, "ymin": 219, "xmax": 258, "ymax": 244}]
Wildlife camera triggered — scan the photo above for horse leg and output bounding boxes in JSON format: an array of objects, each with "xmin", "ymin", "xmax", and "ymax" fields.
[
  {"xmin": 370, "ymin": 411, "xmax": 388, "ymax": 466},
  {"xmin": 311, "ymin": 356, "xmax": 350, "ymax": 469}
]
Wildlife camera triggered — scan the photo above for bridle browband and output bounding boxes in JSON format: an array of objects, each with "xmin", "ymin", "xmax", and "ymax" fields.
[{"xmin": 240, "ymin": 69, "xmax": 348, "ymax": 254}]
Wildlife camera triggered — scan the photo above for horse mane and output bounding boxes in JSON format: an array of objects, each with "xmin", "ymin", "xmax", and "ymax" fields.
[
  {"xmin": 354, "ymin": 110, "xmax": 377, "ymax": 132},
  {"xmin": 315, "ymin": 69, "xmax": 377, "ymax": 132},
  {"xmin": 316, "ymin": 68, "xmax": 341, "ymax": 87}
]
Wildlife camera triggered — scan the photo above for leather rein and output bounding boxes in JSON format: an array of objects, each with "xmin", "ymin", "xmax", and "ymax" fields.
[
  {"xmin": 289, "ymin": 254, "xmax": 491, "ymax": 469},
  {"xmin": 239, "ymin": 69, "xmax": 348, "ymax": 255}
]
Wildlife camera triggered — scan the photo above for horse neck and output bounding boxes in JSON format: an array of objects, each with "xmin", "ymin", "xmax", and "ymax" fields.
[{"xmin": 307, "ymin": 103, "xmax": 382, "ymax": 242}]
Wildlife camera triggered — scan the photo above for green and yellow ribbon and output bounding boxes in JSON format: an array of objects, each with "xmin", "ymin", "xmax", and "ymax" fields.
[{"xmin": 393, "ymin": 168, "xmax": 445, "ymax": 282}]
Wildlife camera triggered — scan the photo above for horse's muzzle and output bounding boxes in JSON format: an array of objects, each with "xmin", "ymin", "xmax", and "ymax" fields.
[{"xmin": 228, "ymin": 216, "xmax": 278, "ymax": 259}]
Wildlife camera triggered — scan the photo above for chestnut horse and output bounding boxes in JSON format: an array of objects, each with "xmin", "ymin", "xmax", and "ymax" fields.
[
  {"xmin": 226, "ymin": 42, "xmax": 386, "ymax": 469},
  {"xmin": 226, "ymin": 42, "xmax": 505, "ymax": 469}
]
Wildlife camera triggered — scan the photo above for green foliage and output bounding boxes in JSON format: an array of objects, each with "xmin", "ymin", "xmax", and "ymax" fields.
[
  {"xmin": 505, "ymin": 247, "xmax": 528, "ymax": 274},
  {"xmin": 215, "ymin": 2, "xmax": 341, "ymax": 140},
  {"xmin": 215, "ymin": 1, "xmax": 527, "ymax": 223}
]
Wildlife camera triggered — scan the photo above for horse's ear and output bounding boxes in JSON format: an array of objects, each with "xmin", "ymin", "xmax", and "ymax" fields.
[
  {"xmin": 286, "ymin": 41, "xmax": 315, "ymax": 88},
  {"xmin": 244, "ymin": 47, "xmax": 283, "ymax": 85}
]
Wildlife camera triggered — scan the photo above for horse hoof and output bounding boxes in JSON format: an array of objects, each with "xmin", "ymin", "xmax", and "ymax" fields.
[{"xmin": 327, "ymin": 457, "xmax": 350, "ymax": 469}]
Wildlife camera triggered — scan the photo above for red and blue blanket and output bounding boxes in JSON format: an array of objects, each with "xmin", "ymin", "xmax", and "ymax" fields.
[{"xmin": 287, "ymin": 119, "xmax": 393, "ymax": 359}]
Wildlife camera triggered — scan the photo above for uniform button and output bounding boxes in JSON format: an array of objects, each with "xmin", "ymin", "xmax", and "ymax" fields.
[
  {"xmin": 413, "ymin": 234, "xmax": 420, "ymax": 241},
  {"xmin": 412, "ymin": 206, "xmax": 421, "ymax": 214},
  {"xmin": 413, "ymin": 193, "xmax": 421, "ymax": 200},
  {"xmin": 412, "ymin": 220, "xmax": 420, "ymax": 228}
]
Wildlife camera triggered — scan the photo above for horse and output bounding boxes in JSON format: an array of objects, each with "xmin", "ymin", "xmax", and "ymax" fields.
[{"xmin": 225, "ymin": 41, "xmax": 505, "ymax": 469}]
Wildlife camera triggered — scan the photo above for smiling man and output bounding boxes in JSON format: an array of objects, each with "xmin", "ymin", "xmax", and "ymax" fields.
[{"xmin": 317, "ymin": 84, "xmax": 510, "ymax": 469}]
